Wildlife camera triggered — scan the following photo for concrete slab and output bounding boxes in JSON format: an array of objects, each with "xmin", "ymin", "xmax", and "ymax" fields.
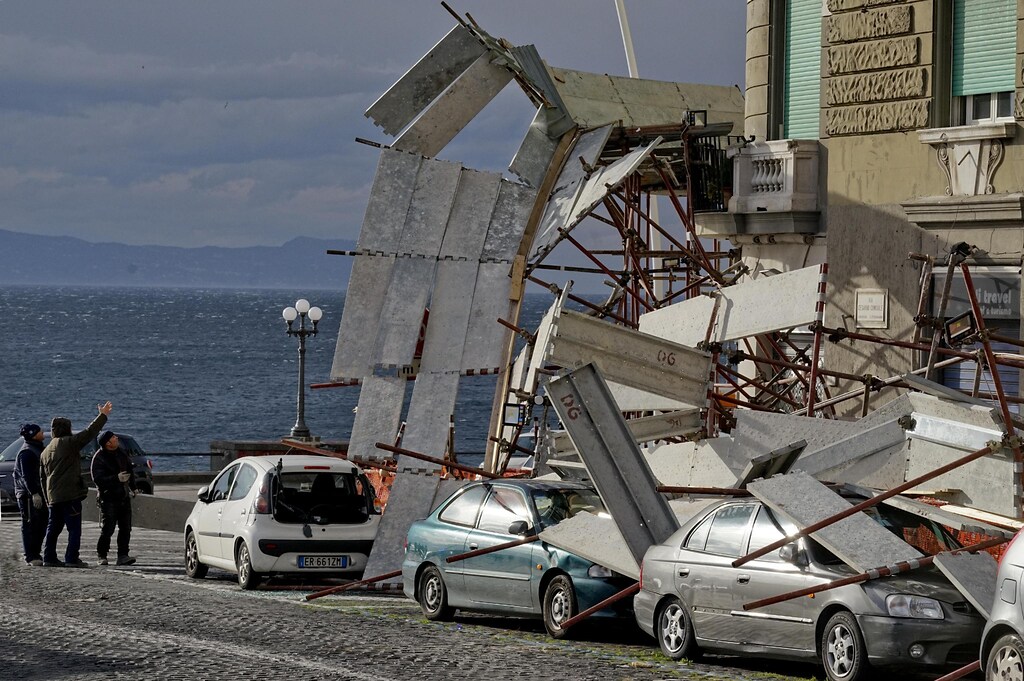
[
  {"xmin": 647, "ymin": 439, "xmax": 745, "ymax": 488},
  {"xmin": 934, "ymin": 552, "xmax": 999, "ymax": 619},
  {"xmin": 747, "ymin": 472, "xmax": 922, "ymax": 573},
  {"xmin": 793, "ymin": 420, "xmax": 907, "ymax": 477}
]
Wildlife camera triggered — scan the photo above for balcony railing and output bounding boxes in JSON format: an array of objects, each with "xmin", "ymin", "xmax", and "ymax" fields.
[{"xmin": 729, "ymin": 139, "xmax": 820, "ymax": 215}]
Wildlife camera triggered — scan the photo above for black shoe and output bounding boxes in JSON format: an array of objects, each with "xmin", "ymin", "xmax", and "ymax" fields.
[
  {"xmin": 42, "ymin": 560, "xmax": 65, "ymax": 568},
  {"xmin": 65, "ymin": 559, "xmax": 90, "ymax": 568},
  {"xmin": 116, "ymin": 555, "xmax": 136, "ymax": 566},
  {"xmin": 98, "ymin": 556, "xmax": 108, "ymax": 566}
]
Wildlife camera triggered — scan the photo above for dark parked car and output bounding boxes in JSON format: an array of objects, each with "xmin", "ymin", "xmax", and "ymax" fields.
[
  {"xmin": 634, "ymin": 497, "xmax": 983, "ymax": 681},
  {"xmin": 980, "ymin": 530, "xmax": 1024, "ymax": 680},
  {"xmin": 402, "ymin": 479, "xmax": 635, "ymax": 639},
  {"xmin": 0, "ymin": 432, "xmax": 154, "ymax": 510}
]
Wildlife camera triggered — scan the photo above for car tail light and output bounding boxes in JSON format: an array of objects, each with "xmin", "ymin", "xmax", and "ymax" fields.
[
  {"xmin": 146, "ymin": 459, "xmax": 153, "ymax": 470},
  {"xmin": 403, "ymin": 537, "xmax": 408, "ymax": 552},
  {"xmin": 254, "ymin": 475, "xmax": 272, "ymax": 514},
  {"xmin": 639, "ymin": 560, "xmax": 644, "ymax": 590},
  {"xmin": 304, "ymin": 465, "xmax": 330, "ymax": 470}
]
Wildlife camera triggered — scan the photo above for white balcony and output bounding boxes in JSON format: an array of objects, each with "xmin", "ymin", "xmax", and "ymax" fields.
[{"xmin": 697, "ymin": 139, "xmax": 821, "ymax": 236}]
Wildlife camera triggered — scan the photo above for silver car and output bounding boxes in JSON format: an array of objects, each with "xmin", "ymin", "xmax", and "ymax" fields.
[
  {"xmin": 980, "ymin": 531, "xmax": 1024, "ymax": 680},
  {"xmin": 634, "ymin": 498, "xmax": 982, "ymax": 681}
]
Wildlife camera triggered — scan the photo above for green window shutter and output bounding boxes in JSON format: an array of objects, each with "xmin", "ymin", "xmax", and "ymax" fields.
[
  {"xmin": 953, "ymin": 0, "xmax": 1016, "ymax": 96},
  {"xmin": 784, "ymin": 0, "xmax": 822, "ymax": 139}
]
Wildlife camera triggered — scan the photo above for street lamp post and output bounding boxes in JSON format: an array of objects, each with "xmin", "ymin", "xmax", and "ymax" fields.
[{"xmin": 282, "ymin": 298, "xmax": 322, "ymax": 439}]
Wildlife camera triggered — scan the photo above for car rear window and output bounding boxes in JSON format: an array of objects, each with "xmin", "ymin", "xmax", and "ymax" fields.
[{"xmin": 273, "ymin": 471, "xmax": 369, "ymax": 524}]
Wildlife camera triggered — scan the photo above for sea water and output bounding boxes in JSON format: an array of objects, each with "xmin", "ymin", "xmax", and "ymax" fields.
[{"xmin": 0, "ymin": 286, "xmax": 560, "ymax": 471}]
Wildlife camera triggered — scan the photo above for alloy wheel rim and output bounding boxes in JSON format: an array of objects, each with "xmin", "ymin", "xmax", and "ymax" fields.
[
  {"xmin": 424, "ymin": 575, "xmax": 441, "ymax": 611},
  {"xmin": 239, "ymin": 546, "xmax": 249, "ymax": 582},
  {"xmin": 186, "ymin": 536, "xmax": 197, "ymax": 572},
  {"xmin": 660, "ymin": 604, "xmax": 684, "ymax": 653},
  {"xmin": 549, "ymin": 587, "xmax": 569, "ymax": 626},
  {"xmin": 826, "ymin": 623, "xmax": 855, "ymax": 677},
  {"xmin": 991, "ymin": 645, "xmax": 1024, "ymax": 681}
]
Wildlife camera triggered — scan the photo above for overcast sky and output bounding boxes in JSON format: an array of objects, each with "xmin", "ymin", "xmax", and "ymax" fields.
[{"xmin": 1, "ymin": 1, "xmax": 746, "ymax": 248}]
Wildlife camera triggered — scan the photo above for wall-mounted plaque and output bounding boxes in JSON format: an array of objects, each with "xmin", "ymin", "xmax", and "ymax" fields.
[{"xmin": 855, "ymin": 288, "xmax": 888, "ymax": 329}]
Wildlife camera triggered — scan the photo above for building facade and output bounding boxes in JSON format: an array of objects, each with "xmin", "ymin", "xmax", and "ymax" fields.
[{"xmin": 699, "ymin": 0, "xmax": 1024, "ymax": 413}]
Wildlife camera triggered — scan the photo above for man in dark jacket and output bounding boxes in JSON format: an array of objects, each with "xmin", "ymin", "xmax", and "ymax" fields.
[
  {"xmin": 40, "ymin": 401, "xmax": 112, "ymax": 568},
  {"xmin": 14, "ymin": 423, "xmax": 48, "ymax": 566},
  {"xmin": 91, "ymin": 431, "xmax": 137, "ymax": 566}
]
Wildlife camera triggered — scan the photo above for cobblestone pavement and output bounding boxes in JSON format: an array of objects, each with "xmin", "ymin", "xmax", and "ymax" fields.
[{"xmin": 0, "ymin": 518, "xmax": 951, "ymax": 680}]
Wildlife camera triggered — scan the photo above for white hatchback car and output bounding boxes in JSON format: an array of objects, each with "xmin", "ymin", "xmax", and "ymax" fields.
[{"xmin": 183, "ymin": 455, "xmax": 380, "ymax": 589}]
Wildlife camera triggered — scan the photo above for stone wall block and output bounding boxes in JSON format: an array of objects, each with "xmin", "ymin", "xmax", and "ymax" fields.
[
  {"xmin": 826, "ymin": 99, "xmax": 930, "ymax": 135},
  {"xmin": 827, "ymin": 36, "xmax": 919, "ymax": 75},
  {"xmin": 748, "ymin": 0, "xmax": 770, "ymax": 29},
  {"xmin": 826, "ymin": 67, "xmax": 927, "ymax": 105},
  {"xmin": 828, "ymin": 0, "xmax": 903, "ymax": 11},
  {"xmin": 827, "ymin": 6, "xmax": 912, "ymax": 43}
]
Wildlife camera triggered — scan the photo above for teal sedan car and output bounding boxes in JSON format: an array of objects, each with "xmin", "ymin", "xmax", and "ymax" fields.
[{"xmin": 402, "ymin": 479, "xmax": 635, "ymax": 638}]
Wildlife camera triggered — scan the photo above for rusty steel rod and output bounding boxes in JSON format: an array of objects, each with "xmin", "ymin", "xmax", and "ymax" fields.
[
  {"xmin": 732, "ymin": 443, "xmax": 999, "ymax": 568},
  {"xmin": 445, "ymin": 535, "xmax": 540, "ymax": 563},
  {"xmin": 280, "ymin": 438, "xmax": 396, "ymax": 473},
  {"xmin": 657, "ymin": 485, "xmax": 753, "ymax": 496},
  {"xmin": 961, "ymin": 262, "xmax": 1024, "ymax": 511},
  {"xmin": 561, "ymin": 582, "xmax": 641, "ymax": 630},
  {"xmin": 374, "ymin": 442, "xmax": 500, "ymax": 479},
  {"xmin": 814, "ymin": 323, "xmax": 978, "ymax": 360},
  {"xmin": 934, "ymin": 661, "xmax": 981, "ymax": 681},
  {"xmin": 742, "ymin": 535, "xmax": 1008, "ymax": 611},
  {"xmin": 305, "ymin": 569, "xmax": 403, "ymax": 601}
]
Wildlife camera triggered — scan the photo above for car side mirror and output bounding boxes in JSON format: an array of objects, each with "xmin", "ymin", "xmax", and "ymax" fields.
[
  {"xmin": 197, "ymin": 485, "xmax": 210, "ymax": 503},
  {"xmin": 778, "ymin": 542, "xmax": 807, "ymax": 566},
  {"xmin": 508, "ymin": 520, "xmax": 531, "ymax": 536}
]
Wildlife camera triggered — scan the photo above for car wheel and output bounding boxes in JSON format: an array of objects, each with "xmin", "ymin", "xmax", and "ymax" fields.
[
  {"xmin": 417, "ymin": 565, "xmax": 454, "ymax": 621},
  {"xmin": 235, "ymin": 541, "xmax": 262, "ymax": 590},
  {"xmin": 184, "ymin": 530, "xmax": 208, "ymax": 579},
  {"xmin": 542, "ymin": 574, "xmax": 578, "ymax": 639},
  {"xmin": 987, "ymin": 633, "xmax": 1024, "ymax": 681},
  {"xmin": 656, "ymin": 597, "xmax": 701, "ymax": 661},
  {"xmin": 821, "ymin": 611, "xmax": 868, "ymax": 681}
]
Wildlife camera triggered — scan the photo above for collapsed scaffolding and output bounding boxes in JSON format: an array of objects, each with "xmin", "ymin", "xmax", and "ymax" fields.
[{"xmin": 296, "ymin": 11, "xmax": 1024, "ymax": 679}]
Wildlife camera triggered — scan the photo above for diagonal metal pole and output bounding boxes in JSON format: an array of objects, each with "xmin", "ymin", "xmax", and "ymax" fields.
[
  {"xmin": 960, "ymin": 261, "xmax": 1024, "ymax": 514},
  {"xmin": 806, "ymin": 263, "xmax": 829, "ymax": 416},
  {"xmin": 732, "ymin": 442, "xmax": 999, "ymax": 568}
]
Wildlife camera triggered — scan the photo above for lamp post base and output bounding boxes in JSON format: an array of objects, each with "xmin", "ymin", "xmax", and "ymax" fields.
[{"xmin": 290, "ymin": 426, "xmax": 312, "ymax": 439}]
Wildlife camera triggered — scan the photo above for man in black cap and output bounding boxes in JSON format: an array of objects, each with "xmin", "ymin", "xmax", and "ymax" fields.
[
  {"xmin": 91, "ymin": 431, "xmax": 137, "ymax": 566},
  {"xmin": 14, "ymin": 423, "xmax": 47, "ymax": 566},
  {"xmin": 40, "ymin": 401, "xmax": 112, "ymax": 568}
]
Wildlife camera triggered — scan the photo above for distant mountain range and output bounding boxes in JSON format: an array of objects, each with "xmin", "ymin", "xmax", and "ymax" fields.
[{"xmin": 0, "ymin": 229, "xmax": 355, "ymax": 290}]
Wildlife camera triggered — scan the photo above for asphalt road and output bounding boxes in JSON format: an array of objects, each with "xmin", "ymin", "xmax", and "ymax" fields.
[{"xmin": 0, "ymin": 518, "xmax": 962, "ymax": 680}]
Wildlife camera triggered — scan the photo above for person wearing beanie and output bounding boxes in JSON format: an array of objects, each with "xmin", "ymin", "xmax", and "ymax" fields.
[
  {"xmin": 90, "ymin": 431, "xmax": 137, "ymax": 566},
  {"xmin": 13, "ymin": 423, "xmax": 47, "ymax": 566},
  {"xmin": 40, "ymin": 401, "xmax": 113, "ymax": 568}
]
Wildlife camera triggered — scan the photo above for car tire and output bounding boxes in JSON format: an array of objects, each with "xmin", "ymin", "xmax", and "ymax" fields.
[
  {"xmin": 184, "ymin": 530, "xmax": 208, "ymax": 579},
  {"xmin": 821, "ymin": 611, "xmax": 868, "ymax": 681},
  {"xmin": 236, "ymin": 541, "xmax": 262, "ymax": 590},
  {"xmin": 987, "ymin": 633, "xmax": 1024, "ymax": 681},
  {"xmin": 656, "ymin": 597, "xmax": 701, "ymax": 661},
  {"xmin": 542, "ymin": 574, "xmax": 578, "ymax": 639},
  {"xmin": 417, "ymin": 565, "xmax": 454, "ymax": 621}
]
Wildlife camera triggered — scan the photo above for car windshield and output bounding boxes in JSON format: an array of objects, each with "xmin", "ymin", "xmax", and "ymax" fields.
[
  {"xmin": 531, "ymin": 487, "xmax": 606, "ymax": 530},
  {"xmin": 803, "ymin": 501, "xmax": 964, "ymax": 566},
  {"xmin": 0, "ymin": 438, "xmax": 23, "ymax": 462}
]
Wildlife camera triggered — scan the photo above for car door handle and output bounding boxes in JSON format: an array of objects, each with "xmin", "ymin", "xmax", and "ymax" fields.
[
  {"xmin": 677, "ymin": 568, "xmax": 690, "ymax": 577},
  {"xmin": 736, "ymin": 574, "xmax": 750, "ymax": 584},
  {"xmin": 468, "ymin": 543, "xmax": 478, "ymax": 550}
]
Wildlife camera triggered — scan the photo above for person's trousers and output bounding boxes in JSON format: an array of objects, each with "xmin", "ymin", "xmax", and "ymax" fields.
[
  {"xmin": 96, "ymin": 497, "xmax": 132, "ymax": 559},
  {"xmin": 43, "ymin": 499, "xmax": 83, "ymax": 563},
  {"xmin": 17, "ymin": 495, "xmax": 48, "ymax": 563}
]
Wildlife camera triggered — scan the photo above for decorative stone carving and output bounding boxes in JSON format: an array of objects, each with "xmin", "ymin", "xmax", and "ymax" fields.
[
  {"xmin": 826, "ymin": 99, "xmax": 929, "ymax": 135},
  {"xmin": 918, "ymin": 123, "xmax": 1016, "ymax": 196},
  {"xmin": 828, "ymin": 0, "xmax": 902, "ymax": 11},
  {"xmin": 827, "ymin": 37, "xmax": 918, "ymax": 75},
  {"xmin": 827, "ymin": 67, "xmax": 926, "ymax": 105},
  {"xmin": 827, "ymin": 6, "xmax": 912, "ymax": 44}
]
